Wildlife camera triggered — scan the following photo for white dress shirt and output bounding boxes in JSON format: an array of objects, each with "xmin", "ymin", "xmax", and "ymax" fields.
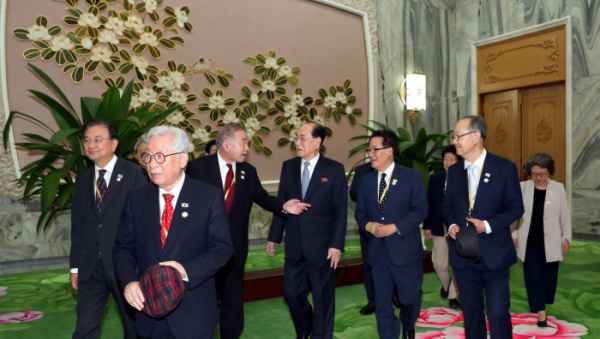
[
  {"xmin": 158, "ymin": 172, "xmax": 189, "ymax": 282},
  {"xmin": 71, "ymin": 155, "xmax": 118, "ymax": 274},
  {"xmin": 301, "ymin": 153, "xmax": 320, "ymax": 181},
  {"xmin": 217, "ymin": 151, "xmax": 236, "ymax": 189},
  {"xmin": 448, "ymin": 149, "xmax": 492, "ymax": 234}
]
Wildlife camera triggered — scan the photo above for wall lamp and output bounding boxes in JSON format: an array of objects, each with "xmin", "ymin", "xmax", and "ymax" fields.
[{"xmin": 398, "ymin": 67, "xmax": 426, "ymax": 124}]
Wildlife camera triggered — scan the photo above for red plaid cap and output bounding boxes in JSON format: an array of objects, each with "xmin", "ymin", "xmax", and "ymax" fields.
[{"xmin": 139, "ymin": 265, "xmax": 185, "ymax": 318}]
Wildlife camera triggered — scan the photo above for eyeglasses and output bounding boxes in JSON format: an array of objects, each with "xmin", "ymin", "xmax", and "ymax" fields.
[
  {"xmin": 367, "ymin": 147, "xmax": 390, "ymax": 154},
  {"xmin": 142, "ymin": 152, "xmax": 184, "ymax": 164},
  {"xmin": 531, "ymin": 172, "xmax": 549, "ymax": 178},
  {"xmin": 84, "ymin": 137, "xmax": 108, "ymax": 145},
  {"xmin": 292, "ymin": 136, "xmax": 314, "ymax": 143},
  {"xmin": 450, "ymin": 131, "xmax": 476, "ymax": 141}
]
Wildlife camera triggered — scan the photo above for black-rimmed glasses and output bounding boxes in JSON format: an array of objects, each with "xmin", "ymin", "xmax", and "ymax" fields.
[{"xmin": 142, "ymin": 152, "xmax": 184, "ymax": 164}]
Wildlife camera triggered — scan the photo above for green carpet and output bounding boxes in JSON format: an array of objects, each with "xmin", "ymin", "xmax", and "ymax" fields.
[{"xmin": 0, "ymin": 239, "xmax": 597, "ymax": 338}]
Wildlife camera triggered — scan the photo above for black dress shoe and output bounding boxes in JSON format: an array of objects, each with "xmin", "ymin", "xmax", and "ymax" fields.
[
  {"xmin": 402, "ymin": 328, "xmax": 415, "ymax": 339},
  {"xmin": 392, "ymin": 295, "xmax": 402, "ymax": 308},
  {"xmin": 449, "ymin": 298, "xmax": 460, "ymax": 309},
  {"xmin": 359, "ymin": 303, "xmax": 376, "ymax": 315},
  {"xmin": 537, "ymin": 319, "xmax": 547, "ymax": 327},
  {"xmin": 440, "ymin": 286, "xmax": 449, "ymax": 299}
]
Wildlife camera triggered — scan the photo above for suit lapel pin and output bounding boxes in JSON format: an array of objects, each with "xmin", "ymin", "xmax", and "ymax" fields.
[
  {"xmin": 322, "ymin": 178, "xmax": 328, "ymax": 182},
  {"xmin": 116, "ymin": 174, "xmax": 123, "ymax": 182},
  {"xmin": 484, "ymin": 178, "xmax": 489, "ymax": 183},
  {"xmin": 182, "ymin": 203, "xmax": 188, "ymax": 208},
  {"xmin": 241, "ymin": 175, "xmax": 245, "ymax": 179},
  {"xmin": 241, "ymin": 170, "xmax": 245, "ymax": 174},
  {"xmin": 182, "ymin": 211, "xmax": 188, "ymax": 218},
  {"xmin": 392, "ymin": 179, "xmax": 397, "ymax": 185},
  {"xmin": 485, "ymin": 173, "xmax": 490, "ymax": 177}
]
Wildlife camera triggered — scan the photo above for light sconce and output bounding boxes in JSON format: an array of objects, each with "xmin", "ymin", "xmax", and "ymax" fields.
[{"xmin": 398, "ymin": 68, "xmax": 426, "ymax": 124}]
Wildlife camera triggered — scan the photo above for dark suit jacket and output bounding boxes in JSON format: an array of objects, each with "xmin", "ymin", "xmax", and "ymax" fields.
[
  {"xmin": 70, "ymin": 156, "xmax": 147, "ymax": 282},
  {"xmin": 442, "ymin": 152, "xmax": 524, "ymax": 271},
  {"xmin": 186, "ymin": 153, "xmax": 286, "ymax": 270},
  {"xmin": 355, "ymin": 164, "xmax": 428, "ymax": 267},
  {"xmin": 423, "ymin": 171, "xmax": 447, "ymax": 237},
  {"xmin": 349, "ymin": 162, "xmax": 375, "ymax": 203},
  {"xmin": 113, "ymin": 177, "xmax": 234, "ymax": 339},
  {"xmin": 268, "ymin": 155, "xmax": 347, "ymax": 263}
]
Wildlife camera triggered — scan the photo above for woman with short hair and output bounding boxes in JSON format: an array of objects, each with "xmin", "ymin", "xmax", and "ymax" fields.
[{"xmin": 512, "ymin": 153, "xmax": 571, "ymax": 327}]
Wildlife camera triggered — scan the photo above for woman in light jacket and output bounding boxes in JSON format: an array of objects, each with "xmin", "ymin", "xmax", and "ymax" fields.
[{"xmin": 512, "ymin": 153, "xmax": 571, "ymax": 327}]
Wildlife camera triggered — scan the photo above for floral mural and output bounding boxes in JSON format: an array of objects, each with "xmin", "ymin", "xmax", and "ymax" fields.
[{"xmin": 12, "ymin": 0, "xmax": 363, "ymax": 159}]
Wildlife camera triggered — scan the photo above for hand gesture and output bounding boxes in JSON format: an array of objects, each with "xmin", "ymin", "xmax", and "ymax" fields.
[{"xmin": 284, "ymin": 199, "xmax": 311, "ymax": 215}]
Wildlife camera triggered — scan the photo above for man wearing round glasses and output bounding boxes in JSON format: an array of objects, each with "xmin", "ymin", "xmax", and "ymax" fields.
[
  {"xmin": 113, "ymin": 126, "xmax": 234, "ymax": 339},
  {"xmin": 355, "ymin": 130, "xmax": 428, "ymax": 339},
  {"xmin": 442, "ymin": 116, "xmax": 524, "ymax": 339}
]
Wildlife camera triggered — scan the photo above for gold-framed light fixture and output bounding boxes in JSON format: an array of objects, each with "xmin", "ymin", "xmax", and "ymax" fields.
[{"xmin": 399, "ymin": 67, "xmax": 426, "ymax": 123}]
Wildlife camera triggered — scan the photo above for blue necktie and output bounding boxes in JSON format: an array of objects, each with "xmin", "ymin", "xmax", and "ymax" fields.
[{"xmin": 302, "ymin": 162, "xmax": 310, "ymax": 199}]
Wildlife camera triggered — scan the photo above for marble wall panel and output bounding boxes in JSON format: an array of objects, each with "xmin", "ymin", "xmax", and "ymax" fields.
[
  {"xmin": 479, "ymin": 0, "xmax": 525, "ymax": 39},
  {"xmin": 572, "ymin": 74, "xmax": 600, "ymax": 190},
  {"xmin": 571, "ymin": 0, "xmax": 600, "ymax": 79},
  {"xmin": 524, "ymin": 0, "xmax": 569, "ymax": 27},
  {"xmin": 572, "ymin": 189, "xmax": 600, "ymax": 235}
]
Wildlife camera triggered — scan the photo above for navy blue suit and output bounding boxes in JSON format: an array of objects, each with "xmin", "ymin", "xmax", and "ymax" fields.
[
  {"xmin": 423, "ymin": 171, "xmax": 446, "ymax": 237},
  {"xmin": 442, "ymin": 151, "xmax": 524, "ymax": 339},
  {"xmin": 268, "ymin": 155, "xmax": 347, "ymax": 339},
  {"xmin": 355, "ymin": 164, "xmax": 428, "ymax": 339},
  {"xmin": 113, "ymin": 177, "xmax": 234, "ymax": 339}
]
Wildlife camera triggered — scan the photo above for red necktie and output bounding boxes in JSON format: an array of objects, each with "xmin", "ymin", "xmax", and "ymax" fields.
[
  {"xmin": 224, "ymin": 164, "xmax": 235, "ymax": 213},
  {"xmin": 161, "ymin": 193, "xmax": 174, "ymax": 249}
]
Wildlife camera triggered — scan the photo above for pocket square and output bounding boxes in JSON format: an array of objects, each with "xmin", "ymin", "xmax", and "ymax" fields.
[{"xmin": 322, "ymin": 178, "xmax": 328, "ymax": 182}]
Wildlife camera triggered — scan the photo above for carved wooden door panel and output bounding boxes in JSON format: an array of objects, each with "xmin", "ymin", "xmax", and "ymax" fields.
[
  {"xmin": 483, "ymin": 89, "xmax": 522, "ymax": 178},
  {"xmin": 521, "ymin": 83, "xmax": 566, "ymax": 185}
]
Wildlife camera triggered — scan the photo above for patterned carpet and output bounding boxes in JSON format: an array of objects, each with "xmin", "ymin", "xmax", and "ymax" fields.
[{"xmin": 1, "ymin": 239, "xmax": 599, "ymax": 338}]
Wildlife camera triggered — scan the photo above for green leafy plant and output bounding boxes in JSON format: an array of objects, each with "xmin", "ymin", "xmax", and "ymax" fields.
[
  {"xmin": 348, "ymin": 120, "xmax": 452, "ymax": 188},
  {"xmin": 2, "ymin": 63, "xmax": 181, "ymax": 232}
]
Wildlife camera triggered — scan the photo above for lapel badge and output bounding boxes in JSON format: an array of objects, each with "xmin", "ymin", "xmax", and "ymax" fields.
[
  {"xmin": 485, "ymin": 173, "xmax": 490, "ymax": 177},
  {"xmin": 182, "ymin": 211, "xmax": 189, "ymax": 218},
  {"xmin": 241, "ymin": 175, "xmax": 245, "ymax": 179},
  {"xmin": 484, "ymin": 178, "xmax": 489, "ymax": 183},
  {"xmin": 321, "ymin": 178, "xmax": 328, "ymax": 182},
  {"xmin": 116, "ymin": 174, "xmax": 123, "ymax": 182},
  {"xmin": 392, "ymin": 179, "xmax": 397, "ymax": 185},
  {"xmin": 241, "ymin": 170, "xmax": 245, "ymax": 174},
  {"xmin": 182, "ymin": 203, "xmax": 188, "ymax": 208}
]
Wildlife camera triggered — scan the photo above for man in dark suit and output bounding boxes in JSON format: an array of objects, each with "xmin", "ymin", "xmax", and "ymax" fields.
[
  {"xmin": 349, "ymin": 162, "xmax": 377, "ymax": 314},
  {"xmin": 113, "ymin": 126, "xmax": 234, "ymax": 339},
  {"xmin": 355, "ymin": 130, "xmax": 428, "ymax": 339},
  {"xmin": 70, "ymin": 119, "xmax": 147, "ymax": 339},
  {"xmin": 442, "ymin": 116, "xmax": 524, "ymax": 339},
  {"xmin": 267, "ymin": 122, "xmax": 347, "ymax": 339},
  {"xmin": 186, "ymin": 123, "xmax": 309, "ymax": 339},
  {"xmin": 423, "ymin": 145, "xmax": 461, "ymax": 309}
]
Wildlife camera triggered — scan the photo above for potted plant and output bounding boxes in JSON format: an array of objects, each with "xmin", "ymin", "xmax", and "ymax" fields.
[
  {"xmin": 2, "ymin": 63, "xmax": 182, "ymax": 232},
  {"xmin": 348, "ymin": 120, "xmax": 452, "ymax": 188}
]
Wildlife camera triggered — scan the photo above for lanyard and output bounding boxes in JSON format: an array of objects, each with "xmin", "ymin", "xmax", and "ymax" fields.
[
  {"xmin": 378, "ymin": 169, "xmax": 394, "ymax": 205},
  {"xmin": 467, "ymin": 160, "xmax": 485, "ymax": 218}
]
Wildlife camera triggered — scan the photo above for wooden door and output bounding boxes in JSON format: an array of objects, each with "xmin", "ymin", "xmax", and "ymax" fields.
[
  {"xmin": 521, "ymin": 83, "xmax": 566, "ymax": 184},
  {"xmin": 483, "ymin": 89, "xmax": 522, "ymax": 177}
]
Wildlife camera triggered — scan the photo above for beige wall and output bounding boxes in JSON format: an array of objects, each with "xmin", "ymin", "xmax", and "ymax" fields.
[{"xmin": 5, "ymin": 0, "xmax": 370, "ymax": 181}]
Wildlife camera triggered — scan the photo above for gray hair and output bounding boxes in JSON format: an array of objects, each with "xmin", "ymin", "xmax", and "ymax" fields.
[
  {"xmin": 525, "ymin": 153, "xmax": 555, "ymax": 175},
  {"xmin": 146, "ymin": 126, "xmax": 189, "ymax": 153},
  {"xmin": 216, "ymin": 123, "xmax": 246, "ymax": 149},
  {"xmin": 134, "ymin": 137, "xmax": 147, "ymax": 154},
  {"xmin": 460, "ymin": 115, "xmax": 487, "ymax": 142}
]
